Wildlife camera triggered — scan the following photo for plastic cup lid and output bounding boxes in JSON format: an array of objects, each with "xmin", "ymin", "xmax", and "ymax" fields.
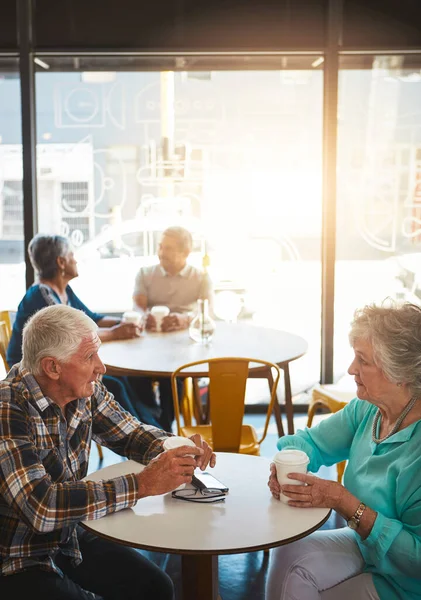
[
  {"xmin": 151, "ymin": 305, "xmax": 170, "ymax": 316},
  {"xmin": 273, "ymin": 449, "xmax": 309, "ymax": 465},
  {"xmin": 163, "ymin": 436, "xmax": 196, "ymax": 451}
]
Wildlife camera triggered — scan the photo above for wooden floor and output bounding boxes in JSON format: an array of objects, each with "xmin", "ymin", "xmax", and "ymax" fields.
[{"xmin": 88, "ymin": 413, "xmax": 344, "ymax": 600}]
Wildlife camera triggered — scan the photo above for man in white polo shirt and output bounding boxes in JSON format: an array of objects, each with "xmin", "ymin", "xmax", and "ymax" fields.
[
  {"xmin": 131, "ymin": 226, "xmax": 213, "ymax": 430},
  {"xmin": 133, "ymin": 226, "xmax": 212, "ymax": 330}
]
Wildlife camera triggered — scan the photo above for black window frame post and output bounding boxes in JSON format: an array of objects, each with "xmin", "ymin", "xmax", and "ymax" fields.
[{"xmin": 18, "ymin": 0, "xmax": 37, "ymax": 289}]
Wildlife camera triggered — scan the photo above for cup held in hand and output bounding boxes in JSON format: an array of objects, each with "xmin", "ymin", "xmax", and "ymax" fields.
[
  {"xmin": 122, "ymin": 311, "xmax": 143, "ymax": 326},
  {"xmin": 163, "ymin": 436, "xmax": 196, "ymax": 458},
  {"xmin": 273, "ymin": 449, "xmax": 309, "ymax": 504},
  {"xmin": 150, "ymin": 306, "xmax": 170, "ymax": 331}
]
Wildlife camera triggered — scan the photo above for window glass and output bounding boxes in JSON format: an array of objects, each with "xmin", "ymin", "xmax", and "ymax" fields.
[
  {"xmin": 35, "ymin": 56, "xmax": 323, "ymax": 395},
  {"xmin": 0, "ymin": 58, "xmax": 25, "ymax": 312},
  {"xmin": 335, "ymin": 54, "xmax": 421, "ymax": 376}
]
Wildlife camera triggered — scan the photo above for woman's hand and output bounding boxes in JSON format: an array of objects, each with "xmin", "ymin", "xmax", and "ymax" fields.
[
  {"xmin": 281, "ymin": 472, "xmax": 345, "ymax": 509},
  {"xmin": 110, "ymin": 322, "xmax": 142, "ymax": 340},
  {"xmin": 268, "ymin": 463, "xmax": 281, "ymax": 499}
]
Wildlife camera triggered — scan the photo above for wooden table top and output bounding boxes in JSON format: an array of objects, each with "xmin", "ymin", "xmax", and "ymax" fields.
[{"xmin": 99, "ymin": 321, "xmax": 308, "ymax": 377}]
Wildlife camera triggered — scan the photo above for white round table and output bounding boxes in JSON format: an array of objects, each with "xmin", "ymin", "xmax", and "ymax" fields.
[
  {"xmin": 83, "ymin": 453, "xmax": 330, "ymax": 600},
  {"xmin": 99, "ymin": 322, "xmax": 308, "ymax": 435}
]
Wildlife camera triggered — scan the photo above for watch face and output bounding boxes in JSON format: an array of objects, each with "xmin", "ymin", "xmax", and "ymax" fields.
[{"xmin": 347, "ymin": 518, "xmax": 358, "ymax": 530}]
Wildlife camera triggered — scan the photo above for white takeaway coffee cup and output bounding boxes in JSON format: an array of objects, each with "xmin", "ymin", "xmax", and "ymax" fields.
[
  {"xmin": 122, "ymin": 311, "xmax": 143, "ymax": 326},
  {"xmin": 273, "ymin": 449, "xmax": 310, "ymax": 504},
  {"xmin": 150, "ymin": 305, "xmax": 170, "ymax": 331},
  {"xmin": 163, "ymin": 436, "xmax": 197, "ymax": 458}
]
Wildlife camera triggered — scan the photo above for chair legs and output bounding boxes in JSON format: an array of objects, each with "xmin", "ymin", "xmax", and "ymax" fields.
[
  {"xmin": 181, "ymin": 378, "xmax": 194, "ymax": 428},
  {"xmin": 96, "ymin": 443, "xmax": 104, "ymax": 462},
  {"xmin": 336, "ymin": 460, "xmax": 346, "ymax": 484},
  {"xmin": 306, "ymin": 398, "xmax": 323, "ymax": 428}
]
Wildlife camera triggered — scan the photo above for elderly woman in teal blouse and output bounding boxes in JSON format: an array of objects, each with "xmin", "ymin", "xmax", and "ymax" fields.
[{"xmin": 267, "ymin": 302, "xmax": 421, "ymax": 600}]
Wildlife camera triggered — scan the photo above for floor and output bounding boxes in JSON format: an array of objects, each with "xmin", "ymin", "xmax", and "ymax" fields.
[{"xmin": 88, "ymin": 412, "xmax": 345, "ymax": 600}]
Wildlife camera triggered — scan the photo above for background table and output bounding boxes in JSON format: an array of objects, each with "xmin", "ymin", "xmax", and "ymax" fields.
[
  {"xmin": 83, "ymin": 453, "xmax": 329, "ymax": 600},
  {"xmin": 99, "ymin": 321, "xmax": 307, "ymax": 435}
]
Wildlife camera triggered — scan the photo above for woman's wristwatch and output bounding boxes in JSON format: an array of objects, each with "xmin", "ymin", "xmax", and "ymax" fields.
[{"xmin": 347, "ymin": 502, "xmax": 366, "ymax": 530}]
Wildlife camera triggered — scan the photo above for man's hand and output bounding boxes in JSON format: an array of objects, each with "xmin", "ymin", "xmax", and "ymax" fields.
[
  {"xmin": 279, "ymin": 472, "xmax": 344, "ymax": 509},
  {"xmin": 161, "ymin": 313, "xmax": 189, "ymax": 332},
  {"xmin": 136, "ymin": 445, "xmax": 204, "ymax": 498},
  {"xmin": 144, "ymin": 312, "xmax": 156, "ymax": 331},
  {"xmin": 110, "ymin": 322, "xmax": 142, "ymax": 340},
  {"xmin": 188, "ymin": 433, "xmax": 216, "ymax": 470}
]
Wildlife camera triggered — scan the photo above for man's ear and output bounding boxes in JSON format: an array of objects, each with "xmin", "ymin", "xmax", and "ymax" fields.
[{"xmin": 39, "ymin": 356, "xmax": 61, "ymax": 381}]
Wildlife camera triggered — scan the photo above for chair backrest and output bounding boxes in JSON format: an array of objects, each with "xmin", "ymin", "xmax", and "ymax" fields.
[
  {"xmin": 0, "ymin": 311, "xmax": 12, "ymax": 339},
  {"xmin": 0, "ymin": 321, "xmax": 10, "ymax": 372},
  {"xmin": 171, "ymin": 357, "xmax": 281, "ymax": 453}
]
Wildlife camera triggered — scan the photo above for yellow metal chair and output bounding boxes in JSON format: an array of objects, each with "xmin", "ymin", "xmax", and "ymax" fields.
[
  {"xmin": 0, "ymin": 310, "xmax": 12, "ymax": 372},
  {"xmin": 307, "ymin": 384, "xmax": 355, "ymax": 482},
  {"xmin": 0, "ymin": 321, "xmax": 10, "ymax": 373},
  {"xmin": 0, "ymin": 311, "xmax": 12, "ymax": 339},
  {"xmin": 171, "ymin": 357, "xmax": 281, "ymax": 455}
]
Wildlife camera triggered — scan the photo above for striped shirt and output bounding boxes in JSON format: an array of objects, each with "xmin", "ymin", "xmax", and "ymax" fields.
[{"xmin": 0, "ymin": 366, "xmax": 169, "ymax": 577}]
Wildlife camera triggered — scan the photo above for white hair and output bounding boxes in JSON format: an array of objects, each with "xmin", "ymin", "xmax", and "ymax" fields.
[
  {"xmin": 349, "ymin": 300, "xmax": 421, "ymax": 397},
  {"xmin": 21, "ymin": 305, "xmax": 98, "ymax": 375}
]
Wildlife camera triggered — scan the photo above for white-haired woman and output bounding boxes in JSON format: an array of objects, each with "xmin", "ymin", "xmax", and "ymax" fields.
[
  {"xmin": 7, "ymin": 234, "xmax": 159, "ymax": 426},
  {"xmin": 267, "ymin": 302, "xmax": 421, "ymax": 600}
]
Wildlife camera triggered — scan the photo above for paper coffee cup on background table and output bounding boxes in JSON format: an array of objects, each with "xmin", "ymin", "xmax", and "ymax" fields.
[
  {"xmin": 150, "ymin": 306, "xmax": 170, "ymax": 331},
  {"xmin": 122, "ymin": 311, "xmax": 143, "ymax": 326},
  {"xmin": 273, "ymin": 449, "xmax": 309, "ymax": 504}
]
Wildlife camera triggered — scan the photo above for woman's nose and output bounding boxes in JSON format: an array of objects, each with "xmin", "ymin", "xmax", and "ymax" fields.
[{"xmin": 348, "ymin": 357, "xmax": 357, "ymax": 375}]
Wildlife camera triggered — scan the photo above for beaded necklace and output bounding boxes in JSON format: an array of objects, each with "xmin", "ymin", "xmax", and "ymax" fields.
[{"xmin": 372, "ymin": 395, "xmax": 418, "ymax": 444}]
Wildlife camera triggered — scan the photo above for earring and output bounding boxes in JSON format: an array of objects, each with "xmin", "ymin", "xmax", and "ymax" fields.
[
  {"xmin": 397, "ymin": 382, "xmax": 402, "ymax": 387},
  {"xmin": 61, "ymin": 270, "xmax": 65, "ymax": 277}
]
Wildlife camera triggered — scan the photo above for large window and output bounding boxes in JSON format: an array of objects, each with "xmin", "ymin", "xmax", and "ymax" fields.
[
  {"xmin": 335, "ymin": 54, "xmax": 421, "ymax": 376},
  {"xmin": 35, "ymin": 56, "xmax": 324, "ymax": 394},
  {"xmin": 0, "ymin": 58, "xmax": 25, "ymax": 310}
]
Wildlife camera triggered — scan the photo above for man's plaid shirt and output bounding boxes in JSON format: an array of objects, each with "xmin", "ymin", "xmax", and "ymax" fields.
[{"xmin": 0, "ymin": 366, "xmax": 169, "ymax": 577}]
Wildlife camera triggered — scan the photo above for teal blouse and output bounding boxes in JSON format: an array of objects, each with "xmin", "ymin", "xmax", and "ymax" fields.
[{"xmin": 277, "ymin": 398, "xmax": 421, "ymax": 600}]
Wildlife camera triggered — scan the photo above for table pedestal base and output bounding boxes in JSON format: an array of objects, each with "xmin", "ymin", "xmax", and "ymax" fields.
[{"xmin": 182, "ymin": 554, "xmax": 220, "ymax": 600}]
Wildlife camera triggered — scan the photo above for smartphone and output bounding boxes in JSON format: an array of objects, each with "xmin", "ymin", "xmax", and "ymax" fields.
[{"xmin": 192, "ymin": 471, "xmax": 229, "ymax": 493}]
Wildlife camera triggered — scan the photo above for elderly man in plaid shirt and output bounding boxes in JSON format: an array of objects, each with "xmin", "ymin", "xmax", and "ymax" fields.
[{"xmin": 0, "ymin": 304, "xmax": 215, "ymax": 600}]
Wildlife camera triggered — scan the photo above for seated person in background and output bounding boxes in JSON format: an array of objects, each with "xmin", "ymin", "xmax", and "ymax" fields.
[
  {"xmin": 7, "ymin": 233, "xmax": 160, "ymax": 426},
  {"xmin": 133, "ymin": 225, "xmax": 213, "ymax": 331},
  {"xmin": 266, "ymin": 301, "xmax": 421, "ymax": 600},
  {"xmin": 132, "ymin": 226, "xmax": 213, "ymax": 431},
  {"xmin": 0, "ymin": 304, "xmax": 215, "ymax": 599}
]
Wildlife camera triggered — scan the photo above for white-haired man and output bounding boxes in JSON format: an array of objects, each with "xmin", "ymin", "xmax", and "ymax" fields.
[{"xmin": 0, "ymin": 304, "xmax": 215, "ymax": 600}]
